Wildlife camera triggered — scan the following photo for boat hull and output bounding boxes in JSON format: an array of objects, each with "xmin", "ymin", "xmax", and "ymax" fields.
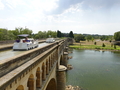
[{"xmin": 13, "ymin": 42, "xmax": 38, "ymax": 51}]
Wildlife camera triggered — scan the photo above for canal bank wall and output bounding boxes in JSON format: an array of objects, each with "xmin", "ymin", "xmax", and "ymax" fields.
[{"xmin": 0, "ymin": 40, "xmax": 14, "ymax": 45}]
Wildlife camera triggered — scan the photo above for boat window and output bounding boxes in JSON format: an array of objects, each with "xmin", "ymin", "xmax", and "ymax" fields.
[{"xmin": 16, "ymin": 40, "xmax": 20, "ymax": 43}]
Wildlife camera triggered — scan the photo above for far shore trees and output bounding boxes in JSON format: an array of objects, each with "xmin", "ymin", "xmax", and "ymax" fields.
[
  {"xmin": 114, "ymin": 31, "xmax": 120, "ymax": 41},
  {"xmin": 86, "ymin": 35, "xmax": 92, "ymax": 42},
  {"xmin": 0, "ymin": 27, "xmax": 116, "ymax": 42},
  {"xmin": 74, "ymin": 34, "xmax": 86, "ymax": 42}
]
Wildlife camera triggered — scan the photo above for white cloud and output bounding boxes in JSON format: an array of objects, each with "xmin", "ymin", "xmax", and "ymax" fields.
[
  {"xmin": 64, "ymin": 3, "xmax": 83, "ymax": 14},
  {"xmin": 5, "ymin": 0, "xmax": 25, "ymax": 9},
  {"xmin": 0, "ymin": 0, "xmax": 4, "ymax": 10},
  {"xmin": 0, "ymin": 0, "xmax": 120, "ymax": 35}
]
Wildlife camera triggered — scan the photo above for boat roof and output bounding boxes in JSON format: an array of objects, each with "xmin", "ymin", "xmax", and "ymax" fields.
[{"xmin": 18, "ymin": 34, "xmax": 29, "ymax": 37}]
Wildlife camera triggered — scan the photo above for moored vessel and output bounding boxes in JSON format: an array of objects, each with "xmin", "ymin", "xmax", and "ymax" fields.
[{"xmin": 13, "ymin": 34, "xmax": 38, "ymax": 51}]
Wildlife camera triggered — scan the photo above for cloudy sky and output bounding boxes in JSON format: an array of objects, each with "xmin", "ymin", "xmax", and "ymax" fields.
[{"xmin": 0, "ymin": 0, "xmax": 120, "ymax": 35}]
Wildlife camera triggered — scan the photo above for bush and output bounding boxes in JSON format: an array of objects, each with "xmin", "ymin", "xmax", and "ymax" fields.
[
  {"xmin": 102, "ymin": 43, "xmax": 105, "ymax": 47},
  {"xmin": 95, "ymin": 47, "xmax": 100, "ymax": 49},
  {"xmin": 114, "ymin": 45, "xmax": 116, "ymax": 49},
  {"xmin": 94, "ymin": 42, "xmax": 97, "ymax": 45}
]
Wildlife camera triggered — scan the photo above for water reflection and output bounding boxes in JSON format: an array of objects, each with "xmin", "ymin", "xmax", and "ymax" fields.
[{"xmin": 66, "ymin": 49, "xmax": 120, "ymax": 90}]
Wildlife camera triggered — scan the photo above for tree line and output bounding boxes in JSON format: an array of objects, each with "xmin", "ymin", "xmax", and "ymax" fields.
[
  {"xmin": 75, "ymin": 31, "xmax": 120, "ymax": 42},
  {"xmin": 0, "ymin": 28, "xmax": 74, "ymax": 41},
  {"xmin": 74, "ymin": 34, "xmax": 114, "ymax": 42},
  {"xmin": 0, "ymin": 27, "xmax": 120, "ymax": 42}
]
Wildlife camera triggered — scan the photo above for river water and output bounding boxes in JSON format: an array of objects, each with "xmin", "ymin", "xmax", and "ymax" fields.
[{"xmin": 66, "ymin": 49, "xmax": 120, "ymax": 90}]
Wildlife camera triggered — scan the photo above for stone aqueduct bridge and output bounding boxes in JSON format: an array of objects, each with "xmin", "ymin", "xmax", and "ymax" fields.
[{"xmin": 0, "ymin": 39, "xmax": 72, "ymax": 90}]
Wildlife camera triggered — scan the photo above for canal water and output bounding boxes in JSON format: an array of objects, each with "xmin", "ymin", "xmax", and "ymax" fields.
[{"xmin": 66, "ymin": 49, "xmax": 120, "ymax": 90}]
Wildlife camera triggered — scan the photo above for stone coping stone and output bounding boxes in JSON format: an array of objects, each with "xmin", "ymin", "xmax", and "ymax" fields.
[{"xmin": 58, "ymin": 65, "xmax": 67, "ymax": 71}]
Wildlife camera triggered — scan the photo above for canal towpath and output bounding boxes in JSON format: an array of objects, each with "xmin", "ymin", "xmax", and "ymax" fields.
[{"xmin": 0, "ymin": 44, "xmax": 13, "ymax": 50}]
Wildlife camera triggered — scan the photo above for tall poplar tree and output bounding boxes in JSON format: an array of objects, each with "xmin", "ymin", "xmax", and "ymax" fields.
[
  {"xmin": 57, "ymin": 30, "xmax": 61, "ymax": 37},
  {"xmin": 69, "ymin": 31, "xmax": 74, "ymax": 38}
]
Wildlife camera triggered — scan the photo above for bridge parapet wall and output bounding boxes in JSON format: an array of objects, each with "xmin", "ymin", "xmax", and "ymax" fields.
[
  {"xmin": 0, "ymin": 39, "xmax": 65, "ymax": 77},
  {"xmin": 0, "ymin": 44, "xmax": 58, "ymax": 90}
]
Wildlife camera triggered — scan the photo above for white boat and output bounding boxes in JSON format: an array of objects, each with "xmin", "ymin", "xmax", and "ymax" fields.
[
  {"xmin": 13, "ymin": 34, "xmax": 38, "ymax": 51},
  {"xmin": 46, "ymin": 38, "xmax": 55, "ymax": 43}
]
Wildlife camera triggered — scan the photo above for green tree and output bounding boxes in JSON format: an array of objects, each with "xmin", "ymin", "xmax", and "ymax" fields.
[
  {"xmin": 92, "ymin": 37, "xmax": 94, "ymax": 42},
  {"xmin": 74, "ymin": 34, "xmax": 86, "ymax": 42},
  {"xmin": 22, "ymin": 28, "xmax": 32, "ymax": 37},
  {"xmin": 0, "ymin": 28, "xmax": 4, "ymax": 40},
  {"xmin": 0, "ymin": 28, "xmax": 8, "ymax": 40},
  {"xmin": 8, "ymin": 30, "xmax": 15, "ymax": 40},
  {"xmin": 100, "ymin": 35, "xmax": 106, "ymax": 41},
  {"xmin": 94, "ymin": 42, "xmax": 97, "ymax": 45},
  {"xmin": 114, "ymin": 31, "xmax": 120, "ymax": 41},
  {"xmin": 47, "ymin": 30, "xmax": 57, "ymax": 38},
  {"xmin": 86, "ymin": 35, "xmax": 93, "ymax": 42},
  {"xmin": 69, "ymin": 31, "xmax": 74, "ymax": 38},
  {"xmin": 102, "ymin": 43, "xmax": 105, "ymax": 47},
  {"xmin": 0, "ymin": 28, "xmax": 15, "ymax": 40},
  {"xmin": 51, "ymin": 31, "xmax": 57, "ymax": 38},
  {"xmin": 35, "ymin": 31, "xmax": 47, "ymax": 39},
  {"xmin": 12, "ymin": 27, "xmax": 24, "ymax": 39},
  {"xmin": 34, "ymin": 30, "xmax": 57, "ymax": 39},
  {"xmin": 57, "ymin": 30, "xmax": 62, "ymax": 38},
  {"xmin": 100, "ymin": 35, "xmax": 109, "ymax": 41}
]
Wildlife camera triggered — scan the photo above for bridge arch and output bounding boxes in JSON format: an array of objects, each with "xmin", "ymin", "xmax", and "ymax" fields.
[
  {"xmin": 36, "ymin": 67, "xmax": 42, "ymax": 88},
  {"xmin": 27, "ymin": 74, "xmax": 34, "ymax": 90},
  {"xmin": 46, "ymin": 59, "xmax": 49, "ymax": 75},
  {"xmin": 42, "ymin": 62, "xmax": 46, "ymax": 81},
  {"xmin": 60, "ymin": 55, "xmax": 63, "ymax": 65},
  {"xmin": 51, "ymin": 54, "xmax": 54, "ymax": 66},
  {"xmin": 46, "ymin": 78, "xmax": 57, "ymax": 90},
  {"xmin": 50, "ymin": 55, "xmax": 53, "ymax": 67},
  {"xmin": 49, "ymin": 57, "xmax": 51, "ymax": 70},
  {"xmin": 16, "ymin": 85, "xmax": 24, "ymax": 90}
]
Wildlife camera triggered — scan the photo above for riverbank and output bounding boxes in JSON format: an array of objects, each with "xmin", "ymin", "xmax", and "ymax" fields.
[{"xmin": 69, "ymin": 40, "xmax": 120, "ymax": 51}]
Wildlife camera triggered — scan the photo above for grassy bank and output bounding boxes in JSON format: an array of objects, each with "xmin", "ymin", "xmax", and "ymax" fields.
[{"xmin": 69, "ymin": 40, "xmax": 120, "ymax": 51}]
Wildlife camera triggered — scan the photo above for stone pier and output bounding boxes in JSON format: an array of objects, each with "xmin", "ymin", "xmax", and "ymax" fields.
[{"xmin": 57, "ymin": 65, "xmax": 67, "ymax": 90}]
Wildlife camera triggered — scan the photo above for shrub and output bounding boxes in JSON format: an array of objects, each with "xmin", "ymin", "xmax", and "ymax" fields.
[
  {"xmin": 102, "ymin": 43, "xmax": 105, "ymax": 47},
  {"xmin": 95, "ymin": 47, "xmax": 100, "ymax": 49},
  {"xmin": 94, "ymin": 42, "xmax": 97, "ymax": 45}
]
